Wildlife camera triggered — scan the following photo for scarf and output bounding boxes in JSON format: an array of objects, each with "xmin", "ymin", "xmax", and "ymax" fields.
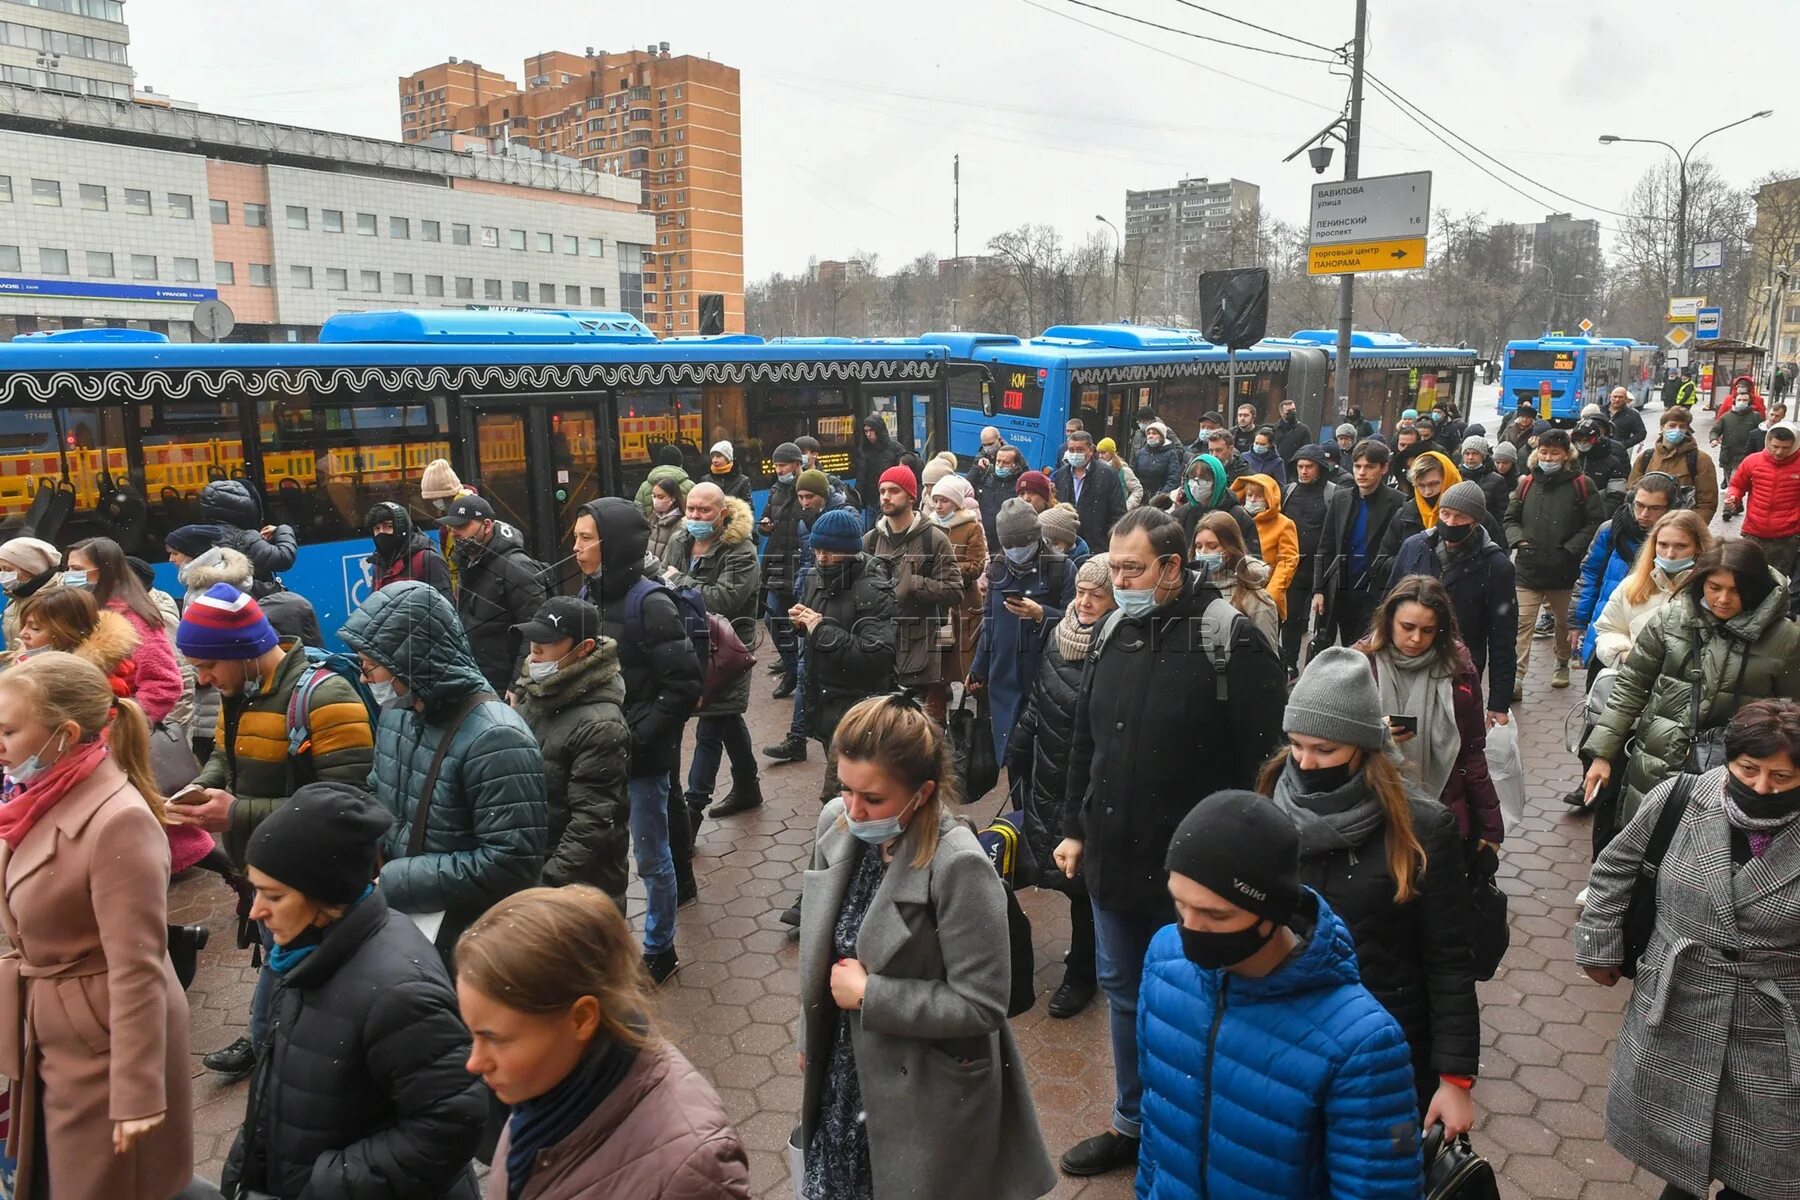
[
  {"xmin": 267, "ymin": 884, "xmax": 375, "ymax": 975},
  {"xmin": 1375, "ymin": 646, "xmax": 1460, "ymax": 801},
  {"xmin": 1269, "ymin": 761, "xmax": 1388, "ymax": 855},
  {"xmin": 1055, "ymin": 608, "xmax": 1098, "ymax": 663},
  {"xmin": 507, "ymin": 1040, "xmax": 640, "ymax": 1200},
  {"xmin": 1721, "ymin": 779, "xmax": 1800, "ymax": 859},
  {"xmin": 1410, "ymin": 451, "xmax": 1463, "ymax": 531},
  {"xmin": 0, "ymin": 734, "xmax": 111, "ymax": 850}
]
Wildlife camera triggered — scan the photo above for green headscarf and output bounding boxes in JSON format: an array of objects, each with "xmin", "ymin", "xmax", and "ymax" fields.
[{"xmin": 1183, "ymin": 452, "xmax": 1229, "ymax": 509}]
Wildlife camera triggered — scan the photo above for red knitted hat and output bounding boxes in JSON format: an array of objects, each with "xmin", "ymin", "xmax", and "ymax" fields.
[
  {"xmin": 1016, "ymin": 470, "xmax": 1053, "ymax": 501},
  {"xmin": 878, "ymin": 465, "xmax": 919, "ymax": 501}
]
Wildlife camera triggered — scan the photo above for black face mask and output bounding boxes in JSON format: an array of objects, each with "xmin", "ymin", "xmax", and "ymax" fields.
[
  {"xmin": 1439, "ymin": 521, "xmax": 1476, "ymax": 545},
  {"xmin": 1178, "ymin": 919, "xmax": 1277, "ymax": 971},
  {"xmin": 373, "ymin": 531, "xmax": 407, "ymax": 559},
  {"xmin": 1291, "ymin": 760, "xmax": 1355, "ymax": 794},
  {"xmin": 1725, "ymin": 772, "xmax": 1800, "ymax": 820}
]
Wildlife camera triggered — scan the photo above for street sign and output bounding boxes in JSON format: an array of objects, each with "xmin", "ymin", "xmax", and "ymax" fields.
[
  {"xmin": 1691, "ymin": 241, "xmax": 1725, "ymax": 271},
  {"xmin": 1577, "ymin": 318, "xmax": 1594, "ymax": 334},
  {"xmin": 1306, "ymin": 237, "xmax": 1427, "ymax": 277},
  {"xmin": 1666, "ymin": 326, "xmax": 1693, "ymax": 347},
  {"xmin": 191, "ymin": 298, "xmax": 235, "ymax": 342},
  {"xmin": 1668, "ymin": 296, "xmax": 1706, "ymax": 322},
  {"xmin": 1696, "ymin": 306, "xmax": 1722, "ymax": 340},
  {"xmin": 1308, "ymin": 171, "xmax": 1432, "ymax": 246}
]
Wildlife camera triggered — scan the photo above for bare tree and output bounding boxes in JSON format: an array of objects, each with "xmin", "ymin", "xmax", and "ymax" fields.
[{"xmin": 987, "ymin": 224, "xmax": 1069, "ymax": 334}]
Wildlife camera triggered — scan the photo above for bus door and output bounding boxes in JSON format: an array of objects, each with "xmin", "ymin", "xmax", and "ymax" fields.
[
  {"xmin": 863, "ymin": 387, "xmax": 938, "ymax": 460},
  {"xmin": 462, "ymin": 396, "xmax": 606, "ymax": 567},
  {"xmin": 1102, "ymin": 385, "xmax": 1141, "ymax": 448}
]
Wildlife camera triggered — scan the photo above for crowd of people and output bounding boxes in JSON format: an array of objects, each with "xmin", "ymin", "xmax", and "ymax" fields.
[{"xmin": 0, "ymin": 377, "xmax": 1794, "ymax": 1200}]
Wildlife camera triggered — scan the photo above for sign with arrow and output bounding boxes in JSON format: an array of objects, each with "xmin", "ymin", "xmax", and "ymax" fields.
[{"xmin": 1307, "ymin": 237, "xmax": 1427, "ymax": 276}]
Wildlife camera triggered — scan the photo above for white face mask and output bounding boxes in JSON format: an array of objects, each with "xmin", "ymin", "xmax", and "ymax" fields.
[
  {"xmin": 0, "ymin": 571, "xmax": 17, "ymax": 591},
  {"xmin": 368, "ymin": 678, "xmax": 411, "ymax": 710}
]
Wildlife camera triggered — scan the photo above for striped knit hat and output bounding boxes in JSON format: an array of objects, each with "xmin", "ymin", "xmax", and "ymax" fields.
[{"xmin": 177, "ymin": 583, "xmax": 279, "ymax": 660}]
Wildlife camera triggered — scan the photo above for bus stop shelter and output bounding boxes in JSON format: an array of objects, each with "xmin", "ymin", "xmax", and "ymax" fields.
[{"xmin": 1692, "ymin": 338, "xmax": 1767, "ymax": 407}]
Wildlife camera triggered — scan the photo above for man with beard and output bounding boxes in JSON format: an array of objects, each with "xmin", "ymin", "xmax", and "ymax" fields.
[{"xmin": 863, "ymin": 466, "xmax": 962, "ymax": 721}]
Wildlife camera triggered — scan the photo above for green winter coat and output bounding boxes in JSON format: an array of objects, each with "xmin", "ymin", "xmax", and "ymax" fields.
[
  {"xmin": 1713, "ymin": 407, "xmax": 1764, "ymax": 473},
  {"xmin": 339, "ymin": 581, "xmax": 547, "ymax": 960},
  {"xmin": 512, "ymin": 639, "xmax": 630, "ymax": 904},
  {"xmin": 864, "ymin": 512, "xmax": 965, "ymax": 686},
  {"xmin": 1583, "ymin": 578, "xmax": 1800, "ymax": 822},
  {"xmin": 1503, "ymin": 466, "xmax": 1607, "ymax": 590},
  {"xmin": 634, "ymin": 464, "xmax": 695, "ymax": 517},
  {"xmin": 660, "ymin": 495, "xmax": 761, "ymax": 716}
]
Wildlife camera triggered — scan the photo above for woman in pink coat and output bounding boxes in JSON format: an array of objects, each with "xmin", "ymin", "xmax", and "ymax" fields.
[
  {"xmin": 65, "ymin": 538, "xmax": 184, "ymax": 725},
  {"xmin": 0, "ymin": 652, "xmax": 193, "ymax": 1198}
]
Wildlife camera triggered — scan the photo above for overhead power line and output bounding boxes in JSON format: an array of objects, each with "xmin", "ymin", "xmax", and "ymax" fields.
[
  {"xmin": 1052, "ymin": 0, "xmax": 1340, "ymax": 63},
  {"xmin": 1164, "ymin": 0, "xmax": 1341, "ymax": 55}
]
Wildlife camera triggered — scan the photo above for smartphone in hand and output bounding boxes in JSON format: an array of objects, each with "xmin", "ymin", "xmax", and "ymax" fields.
[
  {"xmin": 167, "ymin": 783, "xmax": 206, "ymax": 806},
  {"xmin": 1388, "ymin": 714, "xmax": 1419, "ymax": 737}
]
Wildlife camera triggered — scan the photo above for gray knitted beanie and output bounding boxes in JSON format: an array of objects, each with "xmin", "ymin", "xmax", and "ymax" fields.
[
  {"xmin": 995, "ymin": 498, "xmax": 1041, "ymax": 549},
  {"xmin": 1285, "ymin": 646, "xmax": 1387, "ymax": 750}
]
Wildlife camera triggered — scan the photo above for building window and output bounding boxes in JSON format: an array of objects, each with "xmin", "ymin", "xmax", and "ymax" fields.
[
  {"xmin": 453, "ymin": 223, "xmax": 471, "ymax": 245},
  {"xmin": 421, "ymin": 219, "xmax": 440, "ymax": 242},
  {"xmin": 538, "ymin": 282, "xmax": 556, "ymax": 303},
  {"xmin": 674, "ymin": 85, "xmax": 683, "ymax": 98},
  {"xmin": 250, "ymin": 263, "xmax": 271, "ymax": 287},
  {"xmin": 512, "ymin": 280, "xmax": 529, "ymax": 301},
  {"xmin": 286, "ymin": 205, "xmax": 308, "ymax": 229},
  {"xmin": 326, "ymin": 267, "xmax": 348, "ymax": 291},
  {"xmin": 37, "ymin": 247, "xmax": 69, "ymax": 275},
  {"xmin": 209, "ymin": 198, "xmax": 229, "ymax": 224},
  {"xmin": 168, "ymin": 193, "xmax": 194, "ymax": 220},
  {"xmin": 393, "ymin": 272, "xmax": 414, "ymax": 295},
  {"xmin": 173, "ymin": 257, "xmax": 200, "ymax": 282},
  {"xmin": 79, "ymin": 183, "xmax": 106, "ymax": 211},
  {"xmin": 681, "ymin": 313, "xmax": 689, "ymax": 327},
  {"xmin": 86, "ymin": 250, "xmax": 113, "ymax": 277},
  {"xmin": 361, "ymin": 269, "xmax": 381, "ymax": 293},
  {"xmin": 214, "ymin": 260, "xmax": 235, "ymax": 285},
  {"xmin": 536, "ymin": 232, "xmax": 553, "ymax": 253},
  {"xmin": 31, "ymin": 179, "xmax": 60, "ymax": 206},
  {"xmin": 0, "ymin": 177, "xmax": 10, "ymax": 203},
  {"xmin": 481, "ymin": 226, "xmax": 500, "ymax": 248},
  {"xmin": 565, "ymin": 284, "xmax": 581, "ymax": 305},
  {"xmin": 0, "ymin": 245, "xmax": 18, "ymax": 272},
  {"xmin": 562, "ymin": 235, "xmax": 579, "ymax": 256},
  {"xmin": 456, "ymin": 277, "xmax": 474, "ymax": 299},
  {"xmin": 245, "ymin": 203, "xmax": 268, "ymax": 227},
  {"xmin": 322, "ymin": 209, "xmax": 343, "ymax": 233},
  {"xmin": 389, "ymin": 217, "xmax": 410, "ymax": 240},
  {"xmin": 129, "ymin": 253, "xmax": 156, "ymax": 279},
  {"xmin": 424, "ymin": 275, "xmax": 444, "ymax": 297},
  {"xmin": 357, "ymin": 213, "xmax": 376, "ymax": 236},
  {"xmin": 509, "ymin": 229, "xmax": 527, "ymax": 251}
]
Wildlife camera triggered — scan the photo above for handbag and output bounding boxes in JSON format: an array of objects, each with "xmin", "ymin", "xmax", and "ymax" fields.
[
  {"xmin": 697, "ymin": 613, "xmax": 756, "ymax": 710},
  {"xmin": 949, "ymin": 691, "xmax": 998, "ymax": 802},
  {"xmin": 1421, "ymin": 1123, "xmax": 1500, "ymax": 1200},
  {"xmin": 1620, "ymin": 774, "xmax": 1693, "ymax": 979},
  {"xmin": 149, "ymin": 721, "xmax": 201, "ymax": 797},
  {"xmin": 1465, "ymin": 842, "xmax": 1509, "ymax": 981}
]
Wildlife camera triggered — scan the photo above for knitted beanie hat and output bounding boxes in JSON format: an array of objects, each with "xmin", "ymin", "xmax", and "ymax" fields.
[
  {"xmin": 879, "ymin": 464, "xmax": 919, "ymax": 502},
  {"xmin": 1074, "ymin": 552, "xmax": 1111, "ymax": 592},
  {"xmin": 796, "ymin": 469, "xmax": 831, "ymax": 498},
  {"xmin": 808, "ymin": 508, "xmax": 864, "ymax": 554},
  {"xmin": 920, "ymin": 458, "xmax": 955, "ymax": 492},
  {"xmin": 1437, "ymin": 481, "xmax": 1489, "ymax": 520},
  {"xmin": 248, "ymin": 782, "xmax": 393, "ymax": 906},
  {"xmin": 177, "ymin": 583, "xmax": 280, "ymax": 660},
  {"xmin": 419, "ymin": 459, "xmax": 464, "ymax": 502},
  {"xmin": 163, "ymin": 524, "xmax": 223, "ymax": 559},
  {"xmin": 772, "ymin": 442, "xmax": 803, "ymax": 465},
  {"xmin": 0, "ymin": 536, "xmax": 60, "ymax": 578},
  {"xmin": 1284, "ymin": 646, "xmax": 1387, "ymax": 750},
  {"xmin": 1335, "ymin": 423, "xmax": 1358, "ymax": 439},
  {"xmin": 710, "ymin": 440, "xmax": 735, "ymax": 463},
  {"xmin": 1492, "ymin": 442, "xmax": 1519, "ymax": 463},
  {"xmin": 1165, "ymin": 790, "xmax": 1300, "ymax": 926},
  {"xmin": 1016, "ymin": 470, "xmax": 1053, "ymax": 502},
  {"xmin": 1096, "ymin": 436, "xmax": 1117, "ymax": 454},
  {"xmin": 995, "ymin": 498, "xmax": 1041, "ymax": 549},
  {"xmin": 1460, "ymin": 435, "xmax": 1491, "ymax": 457},
  {"xmin": 932, "ymin": 474, "xmax": 979, "ymax": 512},
  {"xmin": 1039, "ymin": 503, "xmax": 1080, "ymax": 547}
]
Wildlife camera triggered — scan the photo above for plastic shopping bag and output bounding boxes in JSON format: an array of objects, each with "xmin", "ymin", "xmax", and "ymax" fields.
[{"xmin": 1486, "ymin": 715, "xmax": 1525, "ymax": 834}]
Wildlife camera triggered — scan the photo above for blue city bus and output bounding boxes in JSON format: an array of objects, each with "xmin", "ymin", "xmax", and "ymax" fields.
[
  {"xmin": 0, "ymin": 309, "xmax": 951, "ymax": 644},
  {"xmin": 928, "ymin": 324, "xmax": 1476, "ymax": 465},
  {"xmin": 1499, "ymin": 335, "xmax": 1657, "ymax": 422}
]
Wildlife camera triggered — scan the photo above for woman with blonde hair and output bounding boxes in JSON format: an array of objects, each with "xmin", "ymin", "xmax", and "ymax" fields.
[
  {"xmin": 1194, "ymin": 510, "xmax": 1280, "ymax": 646},
  {"xmin": 1591, "ymin": 509, "xmax": 1712, "ymax": 670},
  {"xmin": 798, "ymin": 694, "xmax": 1054, "ymax": 1200},
  {"xmin": 0, "ymin": 652, "xmax": 193, "ymax": 1198},
  {"xmin": 458, "ymin": 886, "xmax": 750, "ymax": 1199}
]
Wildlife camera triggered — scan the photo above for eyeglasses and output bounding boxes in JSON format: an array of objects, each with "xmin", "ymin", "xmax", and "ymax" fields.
[{"xmin": 1108, "ymin": 555, "xmax": 1172, "ymax": 582}]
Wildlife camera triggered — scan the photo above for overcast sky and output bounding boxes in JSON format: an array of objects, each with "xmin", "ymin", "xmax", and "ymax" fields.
[{"xmin": 134, "ymin": 0, "xmax": 1797, "ymax": 279}]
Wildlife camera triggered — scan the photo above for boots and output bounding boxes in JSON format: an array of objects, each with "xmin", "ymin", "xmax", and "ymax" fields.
[
  {"xmin": 709, "ymin": 776, "xmax": 765, "ymax": 819},
  {"xmin": 763, "ymin": 733, "xmax": 808, "ymax": 763}
]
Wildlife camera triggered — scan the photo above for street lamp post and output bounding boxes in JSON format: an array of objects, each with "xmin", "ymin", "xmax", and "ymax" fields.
[
  {"xmin": 1095, "ymin": 215, "xmax": 1121, "ymax": 322},
  {"xmin": 1598, "ymin": 110, "xmax": 1772, "ymax": 297}
]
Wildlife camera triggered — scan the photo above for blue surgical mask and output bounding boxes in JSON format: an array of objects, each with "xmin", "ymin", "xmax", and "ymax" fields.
[
  {"xmin": 368, "ymin": 678, "xmax": 410, "ymax": 710},
  {"xmin": 1065, "ymin": 451, "xmax": 1089, "ymax": 469},
  {"xmin": 684, "ymin": 518, "xmax": 717, "ymax": 540},
  {"xmin": 1538, "ymin": 461, "xmax": 1563, "ymax": 475},
  {"xmin": 844, "ymin": 790, "xmax": 923, "ymax": 846},
  {"xmin": 527, "ymin": 657, "xmax": 564, "ymax": 682},
  {"xmin": 1113, "ymin": 585, "xmax": 1161, "ymax": 617},
  {"xmin": 994, "ymin": 465, "xmax": 1017, "ymax": 479},
  {"xmin": 1664, "ymin": 429, "xmax": 1685, "ymax": 445},
  {"xmin": 1003, "ymin": 544, "xmax": 1036, "ymax": 565},
  {"xmin": 8, "ymin": 731, "xmax": 66, "ymax": 787},
  {"xmin": 1656, "ymin": 555, "xmax": 1695, "ymax": 575},
  {"xmin": 60, "ymin": 570, "xmax": 90, "ymax": 590},
  {"xmin": 1194, "ymin": 551, "xmax": 1226, "ymax": 573}
]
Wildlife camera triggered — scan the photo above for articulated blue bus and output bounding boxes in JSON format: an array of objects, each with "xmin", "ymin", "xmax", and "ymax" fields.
[
  {"xmin": 925, "ymin": 325, "xmax": 1477, "ymax": 466},
  {"xmin": 1500, "ymin": 336, "xmax": 1657, "ymax": 422},
  {"xmin": 0, "ymin": 309, "xmax": 953, "ymax": 642}
]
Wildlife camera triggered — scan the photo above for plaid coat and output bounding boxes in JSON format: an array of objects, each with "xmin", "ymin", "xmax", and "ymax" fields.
[{"xmin": 1575, "ymin": 768, "xmax": 1800, "ymax": 1197}]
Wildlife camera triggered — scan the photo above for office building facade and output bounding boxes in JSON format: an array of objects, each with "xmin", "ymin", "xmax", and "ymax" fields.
[{"xmin": 0, "ymin": 0, "xmax": 132, "ymax": 101}]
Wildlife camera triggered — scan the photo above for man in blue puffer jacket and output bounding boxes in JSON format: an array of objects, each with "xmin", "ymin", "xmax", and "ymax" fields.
[
  {"xmin": 1137, "ymin": 791, "xmax": 1423, "ymax": 1200},
  {"xmin": 1568, "ymin": 474, "xmax": 1675, "ymax": 668}
]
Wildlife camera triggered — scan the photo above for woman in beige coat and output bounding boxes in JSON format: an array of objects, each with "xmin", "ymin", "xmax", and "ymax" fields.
[
  {"xmin": 929, "ymin": 474, "xmax": 989, "ymax": 682},
  {"xmin": 0, "ymin": 652, "xmax": 192, "ymax": 1199}
]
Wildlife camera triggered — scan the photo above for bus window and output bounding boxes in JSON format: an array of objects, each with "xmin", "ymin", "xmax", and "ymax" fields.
[
  {"xmin": 548, "ymin": 408, "xmax": 601, "ymax": 536},
  {"xmin": 1158, "ymin": 375, "xmax": 1222, "ymax": 446},
  {"xmin": 470, "ymin": 410, "xmax": 533, "ymax": 542},
  {"xmin": 138, "ymin": 401, "xmax": 245, "ymax": 550},
  {"xmin": 1234, "ymin": 373, "xmax": 1285, "ymax": 425},
  {"xmin": 751, "ymin": 386, "xmax": 853, "ymax": 480},
  {"xmin": 702, "ymin": 384, "xmax": 749, "ymax": 472},
  {"xmin": 615, "ymin": 387, "xmax": 703, "ymax": 496},
  {"xmin": 1585, "ymin": 349, "xmax": 1625, "ymax": 400},
  {"xmin": 911, "ymin": 391, "xmax": 933, "ymax": 458},
  {"xmin": 256, "ymin": 397, "xmax": 452, "ymax": 542},
  {"xmin": 0, "ymin": 405, "xmax": 130, "ymax": 549}
]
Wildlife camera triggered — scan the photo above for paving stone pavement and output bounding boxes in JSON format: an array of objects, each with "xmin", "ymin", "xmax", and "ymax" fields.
[{"xmin": 184, "ymin": 400, "xmax": 1731, "ymax": 1198}]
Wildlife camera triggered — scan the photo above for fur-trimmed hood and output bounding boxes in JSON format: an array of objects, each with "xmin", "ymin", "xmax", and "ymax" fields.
[
  {"xmin": 180, "ymin": 545, "xmax": 254, "ymax": 597},
  {"xmin": 672, "ymin": 494, "xmax": 754, "ymax": 547},
  {"xmin": 73, "ymin": 608, "xmax": 140, "ymax": 677}
]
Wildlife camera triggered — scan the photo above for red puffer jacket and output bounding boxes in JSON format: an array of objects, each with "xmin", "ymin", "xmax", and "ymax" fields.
[{"xmin": 1727, "ymin": 448, "xmax": 1800, "ymax": 540}]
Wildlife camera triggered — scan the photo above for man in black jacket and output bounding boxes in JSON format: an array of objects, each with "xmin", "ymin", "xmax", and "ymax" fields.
[
  {"xmin": 201, "ymin": 478, "xmax": 298, "ymax": 590},
  {"xmin": 574, "ymin": 496, "xmax": 704, "ymax": 983},
  {"xmin": 1572, "ymin": 413, "xmax": 1632, "ymax": 502},
  {"xmin": 854, "ymin": 416, "xmax": 904, "ymax": 525},
  {"xmin": 1055, "ymin": 507, "xmax": 1285, "ymax": 1177},
  {"xmin": 1051, "ymin": 430, "xmax": 1128, "ymax": 550},
  {"xmin": 439, "ymin": 494, "xmax": 547, "ymax": 696},
  {"xmin": 364, "ymin": 501, "xmax": 451, "ymax": 597},
  {"xmin": 1503, "ymin": 429, "xmax": 1606, "ymax": 697},
  {"xmin": 968, "ymin": 438, "xmax": 1019, "ymax": 547},
  {"xmin": 1272, "ymin": 396, "xmax": 1313, "ymax": 465},
  {"xmin": 758, "ymin": 442, "xmax": 807, "ymax": 697},
  {"xmin": 1311, "ymin": 439, "xmax": 1407, "ymax": 651},
  {"xmin": 1280, "ymin": 445, "xmax": 1337, "ymax": 676},
  {"xmin": 1606, "ymin": 386, "xmax": 1647, "ymax": 450},
  {"xmin": 1231, "ymin": 402, "xmax": 1260, "ymax": 453}
]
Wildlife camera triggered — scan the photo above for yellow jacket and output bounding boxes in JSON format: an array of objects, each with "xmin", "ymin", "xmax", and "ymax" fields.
[{"xmin": 1231, "ymin": 473, "xmax": 1300, "ymax": 618}]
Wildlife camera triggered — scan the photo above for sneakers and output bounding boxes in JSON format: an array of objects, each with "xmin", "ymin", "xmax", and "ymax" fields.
[
  {"xmin": 1551, "ymin": 661, "xmax": 1571, "ymax": 689},
  {"xmin": 1533, "ymin": 610, "xmax": 1556, "ymax": 638},
  {"xmin": 772, "ymin": 674, "xmax": 797, "ymax": 700},
  {"xmin": 203, "ymin": 1035, "xmax": 256, "ymax": 1081},
  {"xmin": 1060, "ymin": 1129, "xmax": 1141, "ymax": 1177},
  {"xmin": 708, "ymin": 779, "xmax": 765, "ymax": 819},
  {"xmin": 1047, "ymin": 971, "xmax": 1097, "ymax": 1019},
  {"xmin": 1563, "ymin": 786, "xmax": 1589, "ymax": 810},
  {"xmin": 763, "ymin": 734, "xmax": 809, "ymax": 763},
  {"xmin": 643, "ymin": 948, "xmax": 680, "ymax": 986}
]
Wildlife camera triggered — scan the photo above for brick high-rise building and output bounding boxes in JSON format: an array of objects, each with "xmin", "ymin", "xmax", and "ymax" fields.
[{"xmin": 399, "ymin": 44, "xmax": 743, "ymax": 334}]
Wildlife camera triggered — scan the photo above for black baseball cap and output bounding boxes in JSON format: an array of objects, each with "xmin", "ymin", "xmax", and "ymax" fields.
[
  {"xmin": 514, "ymin": 595, "xmax": 601, "ymax": 645},
  {"xmin": 434, "ymin": 493, "xmax": 495, "ymax": 529}
]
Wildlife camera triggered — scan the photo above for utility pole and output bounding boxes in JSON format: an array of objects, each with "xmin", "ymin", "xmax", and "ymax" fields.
[
  {"xmin": 951, "ymin": 154, "xmax": 961, "ymax": 331},
  {"xmin": 1333, "ymin": 0, "xmax": 1368, "ymax": 415},
  {"xmin": 1768, "ymin": 265, "xmax": 1790, "ymax": 382}
]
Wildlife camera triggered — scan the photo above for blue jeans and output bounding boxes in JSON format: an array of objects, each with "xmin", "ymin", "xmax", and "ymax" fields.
[
  {"xmin": 1091, "ymin": 901, "xmax": 1166, "ymax": 1139},
  {"xmin": 248, "ymin": 922, "xmax": 274, "ymax": 1049},
  {"xmin": 787, "ymin": 644, "xmax": 810, "ymax": 738},
  {"xmin": 629, "ymin": 771, "xmax": 677, "ymax": 955},
  {"xmin": 765, "ymin": 589, "xmax": 799, "ymax": 677}
]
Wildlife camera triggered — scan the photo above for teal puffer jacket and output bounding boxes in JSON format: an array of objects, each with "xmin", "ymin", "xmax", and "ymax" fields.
[
  {"xmin": 339, "ymin": 581, "xmax": 547, "ymax": 958},
  {"xmin": 1583, "ymin": 575, "xmax": 1800, "ymax": 823}
]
